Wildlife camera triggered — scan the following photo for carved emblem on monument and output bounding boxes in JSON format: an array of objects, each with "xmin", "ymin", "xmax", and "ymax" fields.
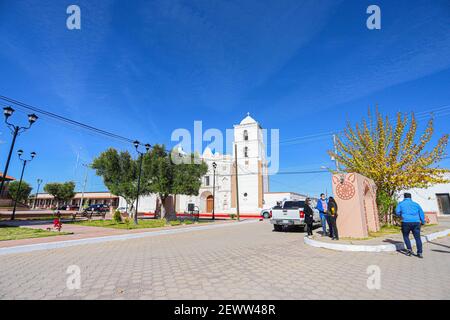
[{"xmin": 333, "ymin": 173, "xmax": 356, "ymax": 200}]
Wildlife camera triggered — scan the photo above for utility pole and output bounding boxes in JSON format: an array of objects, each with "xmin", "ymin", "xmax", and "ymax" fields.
[
  {"xmin": 78, "ymin": 163, "xmax": 89, "ymax": 214},
  {"xmin": 234, "ymin": 143, "xmax": 240, "ymax": 221},
  {"xmin": 332, "ymin": 134, "xmax": 340, "ymax": 171},
  {"xmin": 33, "ymin": 178, "xmax": 43, "ymax": 210}
]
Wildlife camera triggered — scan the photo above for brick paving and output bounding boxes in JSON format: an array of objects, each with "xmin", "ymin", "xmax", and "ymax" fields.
[
  {"xmin": 0, "ymin": 220, "xmax": 449, "ymax": 300},
  {"xmin": 0, "ymin": 219, "xmax": 232, "ymax": 249}
]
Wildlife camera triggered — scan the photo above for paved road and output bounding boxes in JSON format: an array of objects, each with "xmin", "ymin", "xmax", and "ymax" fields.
[{"xmin": 0, "ymin": 220, "xmax": 449, "ymax": 299}]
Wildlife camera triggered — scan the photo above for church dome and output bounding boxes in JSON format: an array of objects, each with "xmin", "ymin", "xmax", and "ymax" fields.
[{"xmin": 240, "ymin": 113, "xmax": 257, "ymax": 125}]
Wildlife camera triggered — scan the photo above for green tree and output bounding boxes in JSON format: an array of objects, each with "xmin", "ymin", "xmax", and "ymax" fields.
[
  {"xmin": 329, "ymin": 109, "xmax": 449, "ymax": 224},
  {"xmin": 143, "ymin": 145, "xmax": 208, "ymax": 220},
  {"xmin": 92, "ymin": 148, "xmax": 149, "ymax": 222},
  {"xmin": 8, "ymin": 180, "xmax": 32, "ymax": 204},
  {"xmin": 43, "ymin": 181, "xmax": 76, "ymax": 208}
]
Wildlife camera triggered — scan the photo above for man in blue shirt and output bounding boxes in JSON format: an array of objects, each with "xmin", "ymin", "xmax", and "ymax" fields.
[
  {"xmin": 315, "ymin": 193, "xmax": 329, "ymax": 237},
  {"xmin": 395, "ymin": 193, "xmax": 426, "ymax": 258}
]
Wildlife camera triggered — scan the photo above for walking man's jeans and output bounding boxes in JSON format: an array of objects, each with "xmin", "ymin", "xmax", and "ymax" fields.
[
  {"xmin": 320, "ymin": 215, "xmax": 327, "ymax": 235},
  {"xmin": 401, "ymin": 222, "xmax": 423, "ymax": 254}
]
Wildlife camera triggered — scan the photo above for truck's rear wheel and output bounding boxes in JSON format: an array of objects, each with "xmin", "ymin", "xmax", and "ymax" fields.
[{"xmin": 273, "ymin": 224, "xmax": 283, "ymax": 232}]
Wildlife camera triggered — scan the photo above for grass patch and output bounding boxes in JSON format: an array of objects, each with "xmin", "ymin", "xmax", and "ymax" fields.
[
  {"xmin": 340, "ymin": 236, "xmax": 372, "ymax": 241},
  {"xmin": 368, "ymin": 225, "xmax": 401, "ymax": 238},
  {"xmin": 70, "ymin": 218, "xmax": 212, "ymax": 229},
  {"xmin": 0, "ymin": 225, "xmax": 70, "ymax": 241},
  {"xmin": 70, "ymin": 218, "xmax": 167, "ymax": 230},
  {"xmin": 342, "ymin": 224, "xmax": 436, "ymax": 240}
]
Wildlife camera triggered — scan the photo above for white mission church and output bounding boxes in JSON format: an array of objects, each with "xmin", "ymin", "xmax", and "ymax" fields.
[{"xmin": 118, "ymin": 114, "xmax": 299, "ymax": 218}]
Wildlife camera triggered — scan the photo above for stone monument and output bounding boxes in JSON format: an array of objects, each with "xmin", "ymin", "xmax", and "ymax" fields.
[{"xmin": 331, "ymin": 172, "xmax": 380, "ymax": 238}]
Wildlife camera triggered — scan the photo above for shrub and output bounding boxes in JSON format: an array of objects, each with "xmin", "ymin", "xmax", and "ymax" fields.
[
  {"xmin": 123, "ymin": 217, "xmax": 131, "ymax": 228},
  {"xmin": 169, "ymin": 220, "xmax": 181, "ymax": 226},
  {"xmin": 229, "ymin": 213, "xmax": 236, "ymax": 220},
  {"xmin": 184, "ymin": 220, "xmax": 193, "ymax": 225},
  {"xmin": 113, "ymin": 210, "xmax": 122, "ymax": 223},
  {"xmin": 377, "ymin": 190, "xmax": 398, "ymax": 225}
]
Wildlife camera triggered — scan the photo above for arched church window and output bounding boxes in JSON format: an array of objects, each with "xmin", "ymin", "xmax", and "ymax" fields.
[{"xmin": 243, "ymin": 130, "xmax": 248, "ymax": 141}]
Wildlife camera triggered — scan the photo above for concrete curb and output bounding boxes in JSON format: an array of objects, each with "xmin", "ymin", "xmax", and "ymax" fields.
[
  {"xmin": 304, "ymin": 228, "xmax": 450, "ymax": 252},
  {"xmin": 0, "ymin": 219, "xmax": 258, "ymax": 256}
]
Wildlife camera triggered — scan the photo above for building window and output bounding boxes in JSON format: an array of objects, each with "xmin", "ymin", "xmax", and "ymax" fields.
[
  {"xmin": 244, "ymin": 147, "xmax": 248, "ymax": 158},
  {"xmin": 205, "ymin": 176, "xmax": 210, "ymax": 186},
  {"xmin": 243, "ymin": 130, "xmax": 248, "ymax": 141}
]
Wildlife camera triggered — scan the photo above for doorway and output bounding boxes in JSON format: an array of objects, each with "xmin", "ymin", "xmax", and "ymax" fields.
[
  {"xmin": 436, "ymin": 193, "xmax": 450, "ymax": 215},
  {"xmin": 206, "ymin": 195, "xmax": 214, "ymax": 213}
]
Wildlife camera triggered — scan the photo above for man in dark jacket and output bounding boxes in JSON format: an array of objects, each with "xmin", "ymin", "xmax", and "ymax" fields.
[
  {"xmin": 304, "ymin": 198, "xmax": 314, "ymax": 236},
  {"xmin": 327, "ymin": 197, "xmax": 339, "ymax": 240}
]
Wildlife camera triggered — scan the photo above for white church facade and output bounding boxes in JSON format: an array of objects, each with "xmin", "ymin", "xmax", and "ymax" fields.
[{"xmin": 118, "ymin": 114, "xmax": 273, "ymax": 218}]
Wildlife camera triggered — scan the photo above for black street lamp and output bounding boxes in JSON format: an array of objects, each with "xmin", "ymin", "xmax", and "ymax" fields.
[
  {"xmin": 11, "ymin": 150, "xmax": 36, "ymax": 220},
  {"xmin": 134, "ymin": 140, "xmax": 150, "ymax": 224},
  {"xmin": 0, "ymin": 106, "xmax": 38, "ymax": 197},
  {"xmin": 33, "ymin": 178, "xmax": 43, "ymax": 210},
  {"xmin": 212, "ymin": 161, "xmax": 217, "ymax": 221}
]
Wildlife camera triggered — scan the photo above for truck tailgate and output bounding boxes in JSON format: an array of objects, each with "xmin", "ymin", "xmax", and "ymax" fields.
[{"xmin": 272, "ymin": 208, "xmax": 301, "ymax": 221}]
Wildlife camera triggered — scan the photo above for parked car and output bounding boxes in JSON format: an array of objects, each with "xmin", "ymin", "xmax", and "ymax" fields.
[
  {"xmin": 116, "ymin": 206, "xmax": 128, "ymax": 214},
  {"xmin": 82, "ymin": 204, "xmax": 110, "ymax": 218},
  {"xmin": 260, "ymin": 205, "xmax": 281, "ymax": 219},
  {"xmin": 270, "ymin": 200, "xmax": 320, "ymax": 232}
]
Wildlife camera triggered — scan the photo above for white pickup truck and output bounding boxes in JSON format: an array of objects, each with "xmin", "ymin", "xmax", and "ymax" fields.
[{"xmin": 270, "ymin": 200, "xmax": 321, "ymax": 231}]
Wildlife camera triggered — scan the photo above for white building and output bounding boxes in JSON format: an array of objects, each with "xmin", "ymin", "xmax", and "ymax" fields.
[
  {"xmin": 263, "ymin": 192, "xmax": 309, "ymax": 208},
  {"xmin": 120, "ymin": 114, "xmax": 270, "ymax": 218},
  {"xmin": 402, "ymin": 173, "xmax": 450, "ymax": 216}
]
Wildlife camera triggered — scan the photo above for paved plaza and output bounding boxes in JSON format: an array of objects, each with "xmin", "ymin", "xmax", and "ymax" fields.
[{"xmin": 0, "ymin": 220, "xmax": 449, "ymax": 300}]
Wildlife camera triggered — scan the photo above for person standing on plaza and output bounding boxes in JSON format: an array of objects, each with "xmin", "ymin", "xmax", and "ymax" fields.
[
  {"xmin": 315, "ymin": 193, "xmax": 329, "ymax": 236},
  {"xmin": 327, "ymin": 196, "xmax": 339, "ymax": 240},
  {"xmin": 304, "ymin": 198, "xmax": 314, "ymax": 236},
  {"xmin": 395, "ymin": 193, "xmax": 426, "ymax": 258}
]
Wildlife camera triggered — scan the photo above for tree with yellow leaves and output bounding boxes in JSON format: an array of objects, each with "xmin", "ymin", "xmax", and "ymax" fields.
[{"xmin": 329, "ymin": 109, "xmax": 449, "ymax": 224}]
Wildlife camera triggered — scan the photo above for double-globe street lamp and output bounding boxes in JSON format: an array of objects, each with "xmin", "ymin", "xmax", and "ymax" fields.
[
  {"xmin": 11, "ymin": 150, "xmax": 36, "ymax": 220},
  {"xmin": 133, "ymin": 140, "xmax": 150, "ymax": 224},
  {"xmin": 0, "ymin": 107, "xmax": 38, "ymax": 197},
  {"xmin": 212, "ymin": 161, "xmax": 217, "ymax": 221}
]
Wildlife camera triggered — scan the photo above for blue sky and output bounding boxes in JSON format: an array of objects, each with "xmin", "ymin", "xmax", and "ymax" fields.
[{"xmin": 0, "ymin": 0, "xmax": 449, "ymax": 197}]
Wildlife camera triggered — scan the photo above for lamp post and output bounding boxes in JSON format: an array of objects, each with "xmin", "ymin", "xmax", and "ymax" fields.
[
  {"xmin": 134, "ymin": 140, "xmax": 150, "ymax": 225},
  {"xmin": 11, "ymin": 150, "xmax": 36, "ymax": 220},
  {"xmin": 212, "ymin": 161, "xmax": 217, "ymax": 221},
  {"xmin": 0, "ymin": 107, "xmax": 38, "ymax": 197},
  {"xmin": 78, "ymin": 163, "xmax": 90, "ymax": 214},
  {"xmin": 32, "ymin": 178, "xmax": 43, "ymax": 210}
]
